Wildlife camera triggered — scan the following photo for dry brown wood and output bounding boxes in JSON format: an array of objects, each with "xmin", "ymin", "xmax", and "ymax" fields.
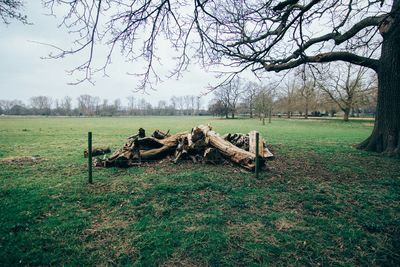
[
  {"xmin": 84, "ymin": 147, "xmax": 111, "ymax": 158},
  {"xmin": 203, "ymin": 147, "xmax": 223, "ymax": 165},
  {"xmin": 197, "ymin": 125, "xmax": 259, "ymax": 170},
  {"xmin": 95, "ymin": 131, "xmax": 188, "ymax": 167},
  {"xmin": 249, "ymin": 131, "xmax": 264, "ymax": 157},
  {"xmin": 152, "ymin": 129, "xmax": 170, "ymax": 139},
  {"xmin": 93, "ymin": 126, "xmax": 272, "ymax": 170}
]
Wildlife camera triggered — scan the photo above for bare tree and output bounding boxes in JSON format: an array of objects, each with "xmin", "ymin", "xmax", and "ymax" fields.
[
  {"xmin": 183, "ymin": 95, "xmax": 191, "ymax": 116},
  {"xmin": 281, "ymin": 80, "xmax": 297, "ymax": 119},
  {"xmin": 30, "ymin": 96, "xmax": 53, "ymax": 115},
  {"xmin": 318, "ymin": 64, "xmax": 374, "ymax": 121},
  {"xmin": 61, "ymin": 96, "xmax": 72, "ymax": 116},
  {"xmin": 170, "ymin": 96, "xmax": 178, "ymax": 115},
  {"xmin": 176, "ymin": 96, "xmax": 185, "ymax": 116},
  {"xmin": 127, "ymin": 96, "xmax": 135, "ymax": 115},
  {"xmin": 195, "ymin": 96, "xmax": 202, "ymax": 115},
  {"xmin": 298, "ymin": 76, "xmax": 318, "ymax": 119},
  {"xmin": 213, "ymin": 78, "xmax": 243, "ymax": 119},
  {"xmin": 255, "ymin": 86, "xmax": 276, "ymax": 124},
  {"xmin": 77, "ymin": 95, "xmax": 98, "ymax": 116},
  {"xmin": 243, "ymin": 82, "xmax": 259, "ymax": 119}
]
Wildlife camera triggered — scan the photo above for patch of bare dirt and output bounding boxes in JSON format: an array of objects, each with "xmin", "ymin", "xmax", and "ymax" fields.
[{"xmin": 0, "ymin": 156, "xmax": 45, "ymax": 165}]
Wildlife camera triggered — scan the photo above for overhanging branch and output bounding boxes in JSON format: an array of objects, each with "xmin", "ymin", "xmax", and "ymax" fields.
[{"xmin": 263, "ymin": 52, "xmax": 379, "ymax": 72}]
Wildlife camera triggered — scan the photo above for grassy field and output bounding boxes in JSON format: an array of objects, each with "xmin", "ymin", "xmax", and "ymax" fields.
[{"xmin": 0, "ymin": 116, "xmax": 399, "ymax": 266}]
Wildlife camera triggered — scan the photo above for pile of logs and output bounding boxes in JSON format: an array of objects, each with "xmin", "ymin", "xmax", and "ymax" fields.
[{"xmin": 92, "ymin": 125, "xmax": 273, "ymax": 171}]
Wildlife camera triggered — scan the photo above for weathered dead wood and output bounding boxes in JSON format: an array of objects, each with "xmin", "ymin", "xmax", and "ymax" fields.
[
  {"xmin": 197, "ymin": 125, "xmax": 258, "ymax": 170},
  {"xmin": 203, "ymin": 147, "xmax": 223, "ymax": 165},
  {"xmin": 95, "ymin": 131, "xmax": 189, "ymax": 167},
  {"xmin": 152, "ymin": 129, "xmax": 170, "ymax": 139},
  {"xmin": 128, "ymin": 128, "xmax": 146, "ymax": 140},
  {"xmin": 94, "ymin": 126, "xmax": 272, "ymax": 171},
  {"xmin": 173, "ymin": 136, "xmax": 190, "ymax": 163},
  {"xmin": 84, "ymin": 147, "xmax": 111, "ymax": 158}
]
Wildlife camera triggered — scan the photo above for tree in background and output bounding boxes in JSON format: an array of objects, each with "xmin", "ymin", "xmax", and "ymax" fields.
[
  {"xmin": 255, "ymin": 86, "xmax": 276, "ymax": 124},
  {"xmin": 318, "ymin": 64, "xmax": 375, "ymax": 121},
  {"xmin": 77, "ymin": 95, "xmax": 99, "ymax": 116},
  {"xmin": 213, "ymin": 78, "xmax": 243, "ymax": 119},
  {"xmin": 243, "ymin": 82, "xmax": 259, "ymax": 119},
  {"xmin": 30, "ymin": 96, "xmax": 52, "ymax": 116}
]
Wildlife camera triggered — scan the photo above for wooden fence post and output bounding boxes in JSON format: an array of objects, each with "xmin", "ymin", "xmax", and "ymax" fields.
[
  {"xmin": 255, "ymin": 132, "xmax": 259, "ymax": 179},
  {"xmin": 88, "ymin": 132, "xmax": 93, "ymax": 184}
]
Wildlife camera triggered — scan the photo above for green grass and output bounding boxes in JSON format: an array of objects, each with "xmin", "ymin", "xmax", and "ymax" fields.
[{"xmin": 0, "ymin": 116, "xmax": 399, "ymax": 266}]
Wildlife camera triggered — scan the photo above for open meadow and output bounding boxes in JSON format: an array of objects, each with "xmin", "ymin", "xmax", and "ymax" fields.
[{"xmin": 0, "ymin": 116, "xmax": 399, "ymax": 266}]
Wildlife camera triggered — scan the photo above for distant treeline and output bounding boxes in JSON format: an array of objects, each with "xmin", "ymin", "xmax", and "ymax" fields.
[
  {"xmin": 1, "ymin": 70, "xmax": 377, "ymax": 121},
  {"xmin": 0, "ymin": 95, "xmax": 209, "ymax": 116}
]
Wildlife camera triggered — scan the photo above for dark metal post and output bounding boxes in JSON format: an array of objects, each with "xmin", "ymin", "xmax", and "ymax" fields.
[
  {"xmin": 255, "ymin": 132, "xmax": 259, "ymax": 179},
  {"xmin": 88, "ymin": 132, "xmax": 93, "ymax": 184}
]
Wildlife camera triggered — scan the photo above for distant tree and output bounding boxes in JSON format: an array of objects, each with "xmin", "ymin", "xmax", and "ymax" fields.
[
  {"xmin": 127, "ymin": 96, "xmax": 135, "ymax": 115},
  {"xmin": 60, "ymin": 96, "xmax": 72, "ymax": 116},
  {"xmin": 112, "ymin": 98, "xmax": 122, "ymax": 116},
  {"xmin": 170, "ymin": 96, "xmax": 178, "ymax": 115},
  {"xmin": 157, "ymin": 100, "xmax": 167, "ymax": 115},
  {"xmin": 298, "ymin": 76, "xmax": 318, "ymax": 119},
  {"xmin": 213, "ymin": 78, "xmax": 243, "ymax": 119},
  {"xmin": 9, "ymin": 102, "xmax": 28, "ymax": 115},
  {"xmin": 208, "ymin": 99, "xmax": 226, "ymax": 117},
  {"xmin": 0, "ymin": 100, "xmax": 13, "ymax": 114},
  {"xmin": 77, "ymin": 95, "xmax": 98, "ymax": 116},
  {"xmin": 183, "ymin": 95, "xmax": 191, "ymax": 116},
  {"xmin": 30, "ymin": 96, "xmax": 52, "ymax": 115},
  {"xmin": 318, "ymin": 63, "xmax": 375, "ymax": 121},
  {"xmin": 176, "ymin": 96, "xmax": 185, "ymax": 116},
  {"xmin": 195, "ymin": 96, "xmax": 202, "ymax": 115},
  {"xmin": 281, "ymin": 80, "xmax": 297, "ymax": 119},
  {"xmin": 243, "ymin": 82, "xmax": 259, "ymax": 119},
  {"xmin": 255, "ymin": 86, "xmax": 275, "ymax": 124}
]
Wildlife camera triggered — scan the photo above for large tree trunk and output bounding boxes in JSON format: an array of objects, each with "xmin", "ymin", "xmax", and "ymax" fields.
[
  {"xmin": 358, "ymin": 9, "xmax": 400, "ymax": 156},
  {"xmin": 343, "ymin": 108, "xmax": 350, "ymax": 122}
]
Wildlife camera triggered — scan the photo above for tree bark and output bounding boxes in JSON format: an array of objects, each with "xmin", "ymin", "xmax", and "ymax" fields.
[
  {"xmin": 358, "ymin": 8, "xmax": 400, "ymax": 156},
  {"xmin": 268, "ymin": 108, "xmax": 272, "ymax": 123},
  {"xmin": 343, "ymin": 108, "xmax": 350, "ymax": 122},
  {"xmin": 305, "ymin": 102, "xmax": 309, "ymax": 119}
]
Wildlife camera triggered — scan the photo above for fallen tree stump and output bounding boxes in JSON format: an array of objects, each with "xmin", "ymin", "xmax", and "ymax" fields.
[{"xmin": 93, "ymin": 125, "xmax": 273, "ymax": 171}]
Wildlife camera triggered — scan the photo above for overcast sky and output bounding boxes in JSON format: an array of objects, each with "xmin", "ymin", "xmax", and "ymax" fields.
[{"xmin": 0, "ymin": 1, "xmax": 239, "ymax": 107}]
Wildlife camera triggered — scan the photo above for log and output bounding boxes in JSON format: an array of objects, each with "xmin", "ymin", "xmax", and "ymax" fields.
[
  {"xmin": 173, "ymin": 136, "xmax": 190, "ymax": 163},
  {"xmin": 152, "ymin": 129, "xmax": 170, "ymax": 139},
  {"xmin": 84, "ymin": 147, "xmax": 111, "ymax": 158},
  {"xmin": 203, "ymin": 147, "xmax": 223, "ymax": 165},
  {"xmin": 128, "ymin": 128, "xmax": 146, "ymax": 140},
  {"xmin": 224, "ymin": 133, "xmax": 249, "ymax": 150},
  {"xmin": 94, "ymin": 131, "xmax": 189, "ymax": 167},
  {"xmin": 197, "ymin": 125, "xmax": 258, "ymax": 170}
]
